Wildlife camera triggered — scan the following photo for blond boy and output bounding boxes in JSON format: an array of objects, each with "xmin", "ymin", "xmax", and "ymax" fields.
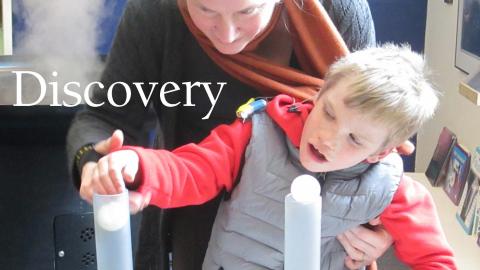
[{"xmin": 91, "ymin": 44, "xmax": 456, "ymax": 270}]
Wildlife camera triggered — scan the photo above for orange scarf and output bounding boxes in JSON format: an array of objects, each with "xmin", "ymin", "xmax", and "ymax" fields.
[{"xmin": 177, "ymin": 0, "xmax": 348, "ymax": 99}]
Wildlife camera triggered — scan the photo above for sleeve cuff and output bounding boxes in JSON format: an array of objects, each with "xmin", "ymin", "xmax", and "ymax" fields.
[{"xmin": 73, "ymin": 144, "xmax": 103, "ymax": 190}]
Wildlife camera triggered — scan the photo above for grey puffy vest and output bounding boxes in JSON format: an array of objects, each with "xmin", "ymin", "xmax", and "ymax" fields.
[{"xmin": 203, "ymin": 113, "xmax": 402, "ymax": 270}]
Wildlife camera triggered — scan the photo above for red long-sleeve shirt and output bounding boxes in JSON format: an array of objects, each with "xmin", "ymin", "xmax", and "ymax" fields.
[{"xmin": 124, "ymin": 95, "xmax": 457, "ymax": 269}]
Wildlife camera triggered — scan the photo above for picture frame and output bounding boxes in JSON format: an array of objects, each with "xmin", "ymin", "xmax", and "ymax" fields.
[
  {"xmin": 425, "ymin": 127, "xmax": 457, "ymax": 187},
  {"xmin": 455, "ymin": 0, "xmax": 480, "ymax": 75},
  {"xmin": 456, "ymin": 147, "xmax": 480, "ymax": 235},
  {"xmin": 443, "ymin": 143, "xmax": 471, "ymax": 206}
]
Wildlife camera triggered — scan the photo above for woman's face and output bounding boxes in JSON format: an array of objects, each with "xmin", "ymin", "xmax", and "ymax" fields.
[{"xmin": 186, "ymin": 0, "xmax": 279, "ymax": 55}]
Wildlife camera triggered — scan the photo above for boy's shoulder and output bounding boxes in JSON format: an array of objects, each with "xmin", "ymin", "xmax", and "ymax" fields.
[
  {"xmin": 236, "ymin": 95, "xmax": 312, "ymax": 147},
  {"xmin": 264, "ymin": 95, "xmax": 313, "ymax": 147}
]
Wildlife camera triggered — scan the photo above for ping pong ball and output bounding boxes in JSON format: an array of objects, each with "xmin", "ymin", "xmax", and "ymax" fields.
[
  {"xmin": 97, "ymin": 201, "xmax": 128, "ymax": 231},
  {"xmin": 291, "ymin": 175, "xmax": 321, "ymax": 203}
]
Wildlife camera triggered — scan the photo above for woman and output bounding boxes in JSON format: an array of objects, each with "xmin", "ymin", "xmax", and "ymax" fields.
[{"xmin": 67, "ymin": 0, "xmax": 394, "ymax": 269}]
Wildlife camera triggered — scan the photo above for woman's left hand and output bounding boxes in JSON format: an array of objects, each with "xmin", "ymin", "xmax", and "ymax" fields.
[{"xmin": 337, "ymin": 218, "xmax": 393, "ymax": 269}]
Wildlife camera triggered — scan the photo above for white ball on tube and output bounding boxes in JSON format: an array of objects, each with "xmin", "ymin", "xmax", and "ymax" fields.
[
  {"xmin": 97, "ymin": 201, "xmax": 129, "ymax": 231},
  {"xmin": 290, "ymin": 175, "xmax": 321, "ymax": 203}
]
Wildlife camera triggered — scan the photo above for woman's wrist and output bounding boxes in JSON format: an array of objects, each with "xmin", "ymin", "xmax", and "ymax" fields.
[{"xmin": 75, "ymin": 144, "xmax": 102, "ymax": 180}]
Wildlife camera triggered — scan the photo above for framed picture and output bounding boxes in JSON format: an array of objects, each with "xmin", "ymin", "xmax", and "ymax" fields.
[
  {"xmin": 455, "ymin": 0, "xmax": 480, "ymax": 74},
  {"xmin": 456, "ymin": 147, "xmax": 480, "ymax": 235},
  {"xmin": 425, "ymin": 127, "xmax": 457, "ymax": 187},
  {"xmin": 443, "ymin": 143, "xmax": 471, "ymax": 206}
]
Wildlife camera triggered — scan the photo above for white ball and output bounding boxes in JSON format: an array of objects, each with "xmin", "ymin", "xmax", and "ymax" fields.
[
  {"xmin": 97, "ymin": 201, "xmax": 129, "ymax": 231},
  {"xmin": 291, "ymin": 175, "xmax": 321, "ymax": 203}
]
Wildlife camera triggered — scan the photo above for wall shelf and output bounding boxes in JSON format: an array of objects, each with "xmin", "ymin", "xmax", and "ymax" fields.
[
  {"xmin": 459, "ymin": 69, "xmax": 480, "ymax": 106},
  {"xmin": 459, "ymin": 82, "xmax": 480, "ymax": 106}
]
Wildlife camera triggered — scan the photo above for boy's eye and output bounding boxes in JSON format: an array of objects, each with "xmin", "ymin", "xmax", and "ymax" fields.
[
  {"xmin": 324, "ymin": 108, "xmax": 335, "ymax": 120},
  {"xmin": 349, "ymin": 134, "xmax": 362, "ymax": 146}
]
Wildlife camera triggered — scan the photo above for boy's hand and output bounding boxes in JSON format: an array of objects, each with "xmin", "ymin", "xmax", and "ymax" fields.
[
  {"xmin": 79, "ymin": 130, "xmax": 150, "ymax": 213},
  {"xmin": 337, "ymin": 218, "xmax": 393, "ymax": 269},
  {"xmin": 92, "ymin": 149, "xmax": 139, "ymax": 195},
  {"xmin": 92, "ymin": 149, "xmax": 151, "ymax": 214},
  {"xmin": 79, "ymin": 130, "xmax": 124, "ymax": 203}
]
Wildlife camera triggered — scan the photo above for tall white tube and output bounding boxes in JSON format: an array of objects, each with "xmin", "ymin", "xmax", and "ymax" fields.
[
  {"xmin": 285, "ymin": 175, "xmax": 322, "ymax": 270},
  {"xmin": 93, "ymin": 189, "xmax": 133, "ymax": 270}
]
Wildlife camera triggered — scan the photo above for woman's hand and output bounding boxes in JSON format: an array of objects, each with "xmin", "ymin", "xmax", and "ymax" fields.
[
  {"xmin": 337, "ymin": 218, "xmax": 393, "ymax": 270},
  {"xmin": 396, "ymin": 140, "xmax": 415, "ymax": 155},
  {"xmin": 79, "ymin": 130, "xmax": 150, "ymax": 213}
]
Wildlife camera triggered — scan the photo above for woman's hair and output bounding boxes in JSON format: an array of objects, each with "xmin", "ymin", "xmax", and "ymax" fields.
[{"xmin": 321, "ymin": 44, "xmax": 440, "ymax": 148}]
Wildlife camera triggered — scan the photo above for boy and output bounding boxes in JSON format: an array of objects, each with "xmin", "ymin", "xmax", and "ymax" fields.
[{"xmin": 92, "ymin": 44, "xmax": 456, "ymax": 269}]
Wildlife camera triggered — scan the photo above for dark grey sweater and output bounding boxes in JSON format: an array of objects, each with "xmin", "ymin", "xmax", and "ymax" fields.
[{"xmin": 66, "ymin": 0, "xmax": 375, "ymax": 269}]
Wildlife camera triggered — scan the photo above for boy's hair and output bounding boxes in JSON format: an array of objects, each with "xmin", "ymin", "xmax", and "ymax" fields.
[{"xmin": 321, "ymin": 43, "xmax": 439, "ymax": 149}]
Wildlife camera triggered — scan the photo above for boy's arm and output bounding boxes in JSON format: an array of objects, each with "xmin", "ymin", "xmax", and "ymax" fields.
[
  {"xmin": 380, "ymin": 175, "xmax": 457, "ymax": 270},
  {"xmin": 123, "ymin": 120, "xmax": 252, "ymax": 208}
]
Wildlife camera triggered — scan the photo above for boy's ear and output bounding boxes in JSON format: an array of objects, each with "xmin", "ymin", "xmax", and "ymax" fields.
[{"xmin": 366, "ymin": 147, "xmax": 394, "ymax": 163}]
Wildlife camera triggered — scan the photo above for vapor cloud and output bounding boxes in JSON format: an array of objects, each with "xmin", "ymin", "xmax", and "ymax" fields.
[{"xmin": 0, "ymin": 0, "xmax": 106, "ymax": 104}]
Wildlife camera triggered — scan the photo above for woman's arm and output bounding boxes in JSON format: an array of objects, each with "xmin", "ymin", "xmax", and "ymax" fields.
[
  {"xmin": 321, "ymin": 0, "xmax": 376, "ymax": 51},
  {"xmin": 66, "ymin": 0, "xmax": 172, "ymax": 190}
]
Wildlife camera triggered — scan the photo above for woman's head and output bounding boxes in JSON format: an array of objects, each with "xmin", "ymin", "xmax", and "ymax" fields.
[{"xmin": 186, "ymin": 0, "xmax": 280, "ymax": 55}]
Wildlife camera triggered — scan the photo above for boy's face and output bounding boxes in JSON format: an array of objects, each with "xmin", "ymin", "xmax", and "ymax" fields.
[{"xmin": 299, "ymin": 78, "xmax": 393, "ymax": 173}]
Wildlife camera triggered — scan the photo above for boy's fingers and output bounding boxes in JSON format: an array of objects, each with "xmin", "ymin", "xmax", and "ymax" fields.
[
  {"xmin": 97, "ymin": 157, "xmax": 119, "ymax": 194},
  {"xmin": 107, "ymin": 153, "xmax": 127, "ymax": 193},
  {"xmin": 123, "ymin": 162, "xmax": 138, "ymax": 183},
  {"xmin": 92, "ymin": 167, "xmax": 108, "ymax": 195},
  {"xmin": 129, "ymin": 192, "xmax": 148, "ymax": 214},
  {"xmin": 128, "ymin": 191, "xmax": 151, "ymax": 213},
  {"xmin": 142, "ymin": 192, "xmax": 151, "ymax": 209}
]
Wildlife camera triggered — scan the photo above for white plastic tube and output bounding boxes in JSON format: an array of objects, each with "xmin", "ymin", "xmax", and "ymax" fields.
[
  {"xmin": 285, "ymin": 175, "xmax": 322, "ymax": 270},
  {"xmin": 93, "ymin": 189, "xmax": 133, "ymax": 270}
]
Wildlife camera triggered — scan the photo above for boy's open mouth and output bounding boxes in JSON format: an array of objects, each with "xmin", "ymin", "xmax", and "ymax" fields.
[{"xmin": 309, "ymin": 144, "xmax": 328, "ymax": 163}]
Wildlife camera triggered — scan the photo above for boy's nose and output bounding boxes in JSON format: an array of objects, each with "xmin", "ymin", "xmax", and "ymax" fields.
[{"xmin": 319, "ymin": 130, "xmax": 338, "ymax": 150}]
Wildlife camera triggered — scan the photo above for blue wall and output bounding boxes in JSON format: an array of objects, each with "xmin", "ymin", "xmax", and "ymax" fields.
[
  {"xmin": 370, "ymin": 0, "xmax": 428, "ymax": 52},
  {"xmin": 370, "ymin": 0, "xmax": 428, "ymax": 171}
]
